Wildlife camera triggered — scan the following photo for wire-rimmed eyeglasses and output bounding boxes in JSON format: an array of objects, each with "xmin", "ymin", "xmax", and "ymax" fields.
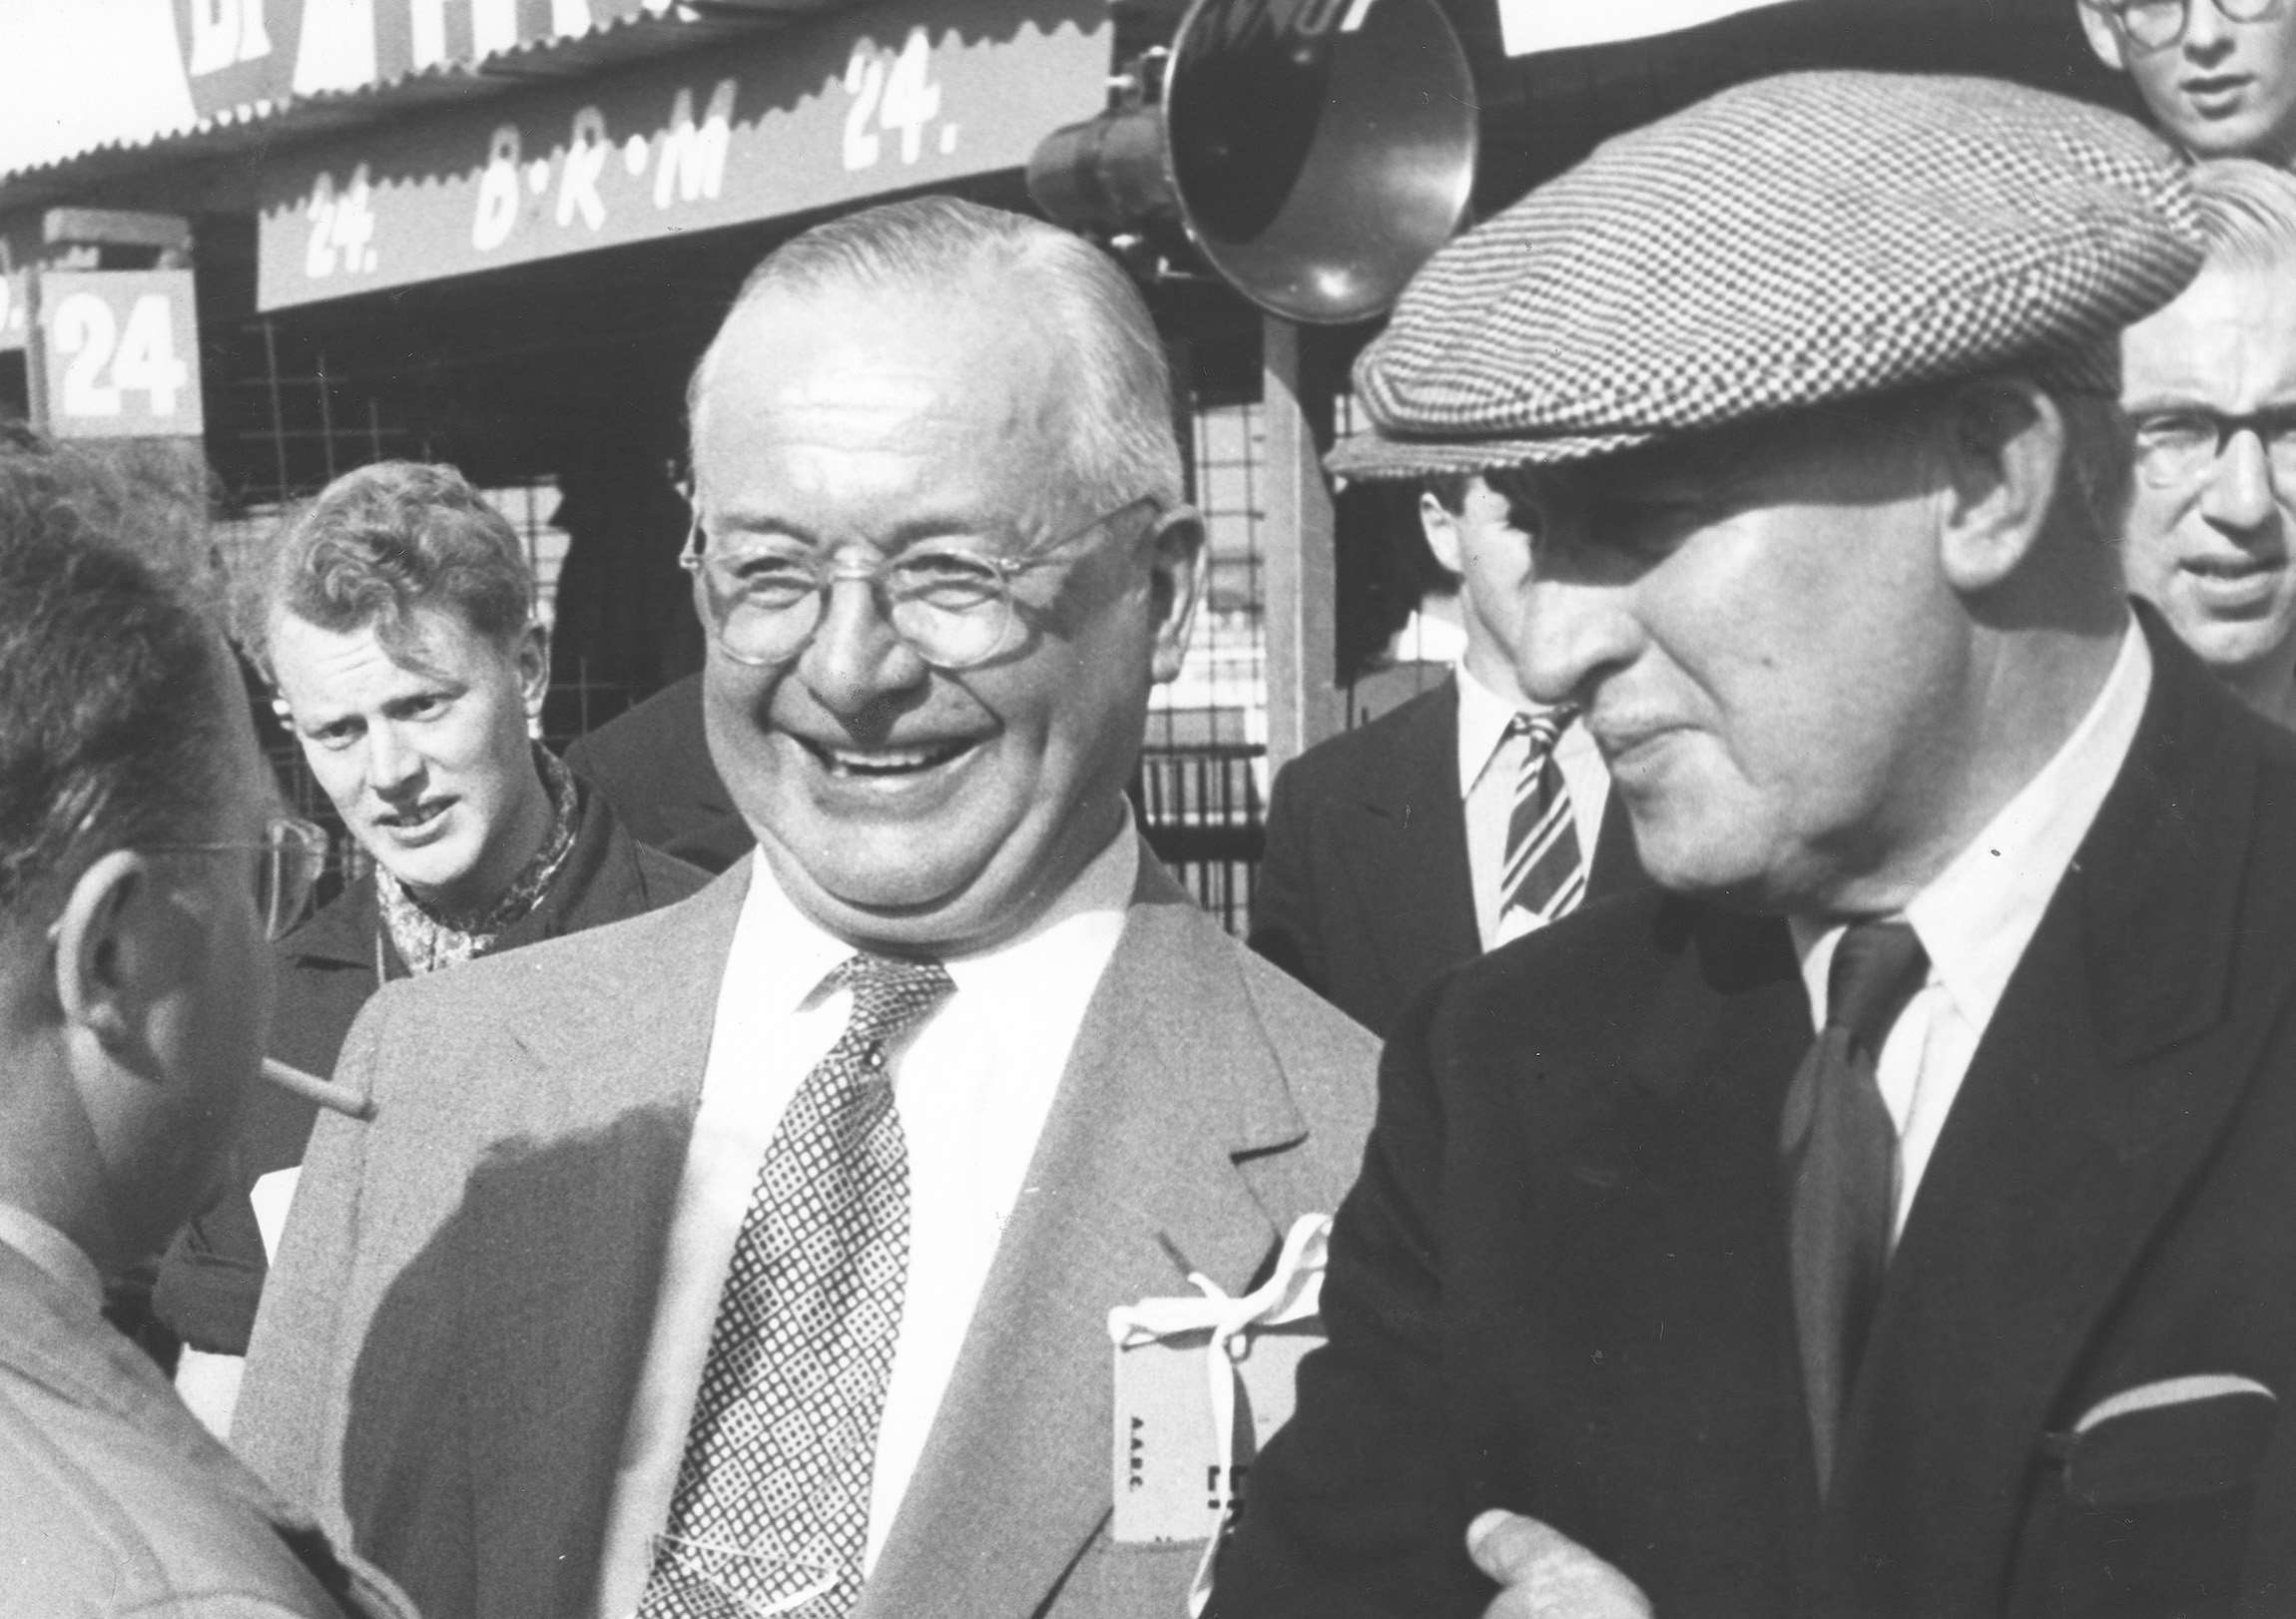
[
  {"xmin": 2130, "ymin": 407, "xmax": 2296, "ymax": 489},
  {"xmin": 143, "ymin": 814, "xmax": 329, "ymax": 940},
  {"xmin": 679, "ymin": 496, "xmax": 1163, "ymax": 672},
  {"xmin": 2090, "ymin": 0, "xmax": 2289, "ymax": 49}
]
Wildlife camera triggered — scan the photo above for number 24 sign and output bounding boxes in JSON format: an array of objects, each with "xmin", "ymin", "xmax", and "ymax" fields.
[{"xmin": 30, "ymin": 270, "xmax": 205, "ymax": 439}]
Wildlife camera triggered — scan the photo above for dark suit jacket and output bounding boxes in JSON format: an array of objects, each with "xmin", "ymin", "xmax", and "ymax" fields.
[
  {"xmin": 560, "ymin": 673, "xmax": 753, "ymax": 872},
  {"xmin": 1212, "ymin": 625, "xmax": 2296, "ymax": 1619},
  {"xmin": 1250, "ymin": 676, "xmax": 1644, "ymax": 1034},
  {"xmin": 152, "ymin": 783, "xmax": 705, "ymax": 1354},
  {"xmin": 234, "ymin": 846, "xmax": 1379, "ymax": 1619}
]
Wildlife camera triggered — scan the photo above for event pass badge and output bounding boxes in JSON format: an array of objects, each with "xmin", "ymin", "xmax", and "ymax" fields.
[{"xmin": 1108, "ymin": 1215, "xmax": 1331, "ymax": 1544}]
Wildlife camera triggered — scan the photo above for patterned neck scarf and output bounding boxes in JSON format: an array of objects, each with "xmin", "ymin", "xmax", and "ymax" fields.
[{"xmin": 376, "ymin": 746, "xmax": 581, "ymax": 977}]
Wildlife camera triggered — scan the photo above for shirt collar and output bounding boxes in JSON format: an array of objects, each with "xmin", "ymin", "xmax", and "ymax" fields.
[
  {"xmin": 0, "ymin": 1203, "xmax": 102, "ymax": 1318},
  {"xmin": 741, "ymin": 806, "xmax": 1141, "ymax": 1012},
  {"xmin": 1793, "ymin": 616, "xmax": 2153, "ymax": 1029},
  {"xmin": 1453, "ymin": 658, "xmax": 1573, "ymax": 802},
  {"xmin": 377, "ymin": 744, "xmax": 583, "ymax": 974}
]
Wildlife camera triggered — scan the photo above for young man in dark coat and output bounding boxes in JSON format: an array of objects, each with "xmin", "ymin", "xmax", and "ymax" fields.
[{"xmin": 154, "ymin": 462, "xmax": 703, "ymax": 1421}]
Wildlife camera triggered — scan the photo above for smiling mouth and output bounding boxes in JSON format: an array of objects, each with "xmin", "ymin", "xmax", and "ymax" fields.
[
  {"xmin": 802, "ymin": 738, "xmax": 974, "ymax": 779},
  {"xmin": 376, "ymin": 800, "xmax": 452, "ymax": 831},
  {"xmin": 2185, "ymin": 553, "xmax": 2282, "ymax": 581}
]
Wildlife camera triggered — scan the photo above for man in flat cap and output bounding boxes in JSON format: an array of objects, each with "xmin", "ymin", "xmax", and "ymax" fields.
[{"xmin": 1209, "ymin": 71, "xmax": 2296, "ymax": 1618}]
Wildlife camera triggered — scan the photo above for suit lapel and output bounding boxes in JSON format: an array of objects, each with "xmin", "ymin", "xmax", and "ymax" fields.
[
  {"xmin": 1828, "ymin": 634, "xmax": 2269, "ymax": 1615},
  {"xmin": 462, "ymin": 864, "xmax": 751, "ymax": 1618},
  {"xmin": 1338, "ymin": 681, "xmax": 1479, "ymax": 1000},
  {"xmin": 856, "ymin": 857, "xmax": 1301, "ymax": 1619}
]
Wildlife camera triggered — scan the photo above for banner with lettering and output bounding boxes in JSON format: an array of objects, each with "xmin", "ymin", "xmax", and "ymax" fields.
[{"xmin": 256, "ymin": 0, "xmax": 1108, "ymax": 309}]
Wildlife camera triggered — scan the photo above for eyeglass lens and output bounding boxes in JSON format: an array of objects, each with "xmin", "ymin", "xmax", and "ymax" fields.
[
  {"xmin": 2115, "ymin": 0, "xmax": 2284, "ymax": 47},
  {"xmin": 2134, "ymin": 412, "xmax": 2296, "ymax": 487},
  {"xmin": 694, "ymin": 557, "xmax": 1014, "ymax": 670}
]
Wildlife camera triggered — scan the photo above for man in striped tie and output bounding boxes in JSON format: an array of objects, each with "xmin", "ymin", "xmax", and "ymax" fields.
[{"xmin": 1252, "ymin": 470, "xmax": 1637, "ymax": 1036}]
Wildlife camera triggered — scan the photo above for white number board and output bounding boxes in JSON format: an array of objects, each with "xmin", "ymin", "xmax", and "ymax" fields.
[{"xmin": 30, "ymin": 270, "xmax": 205, "ymax": 439}]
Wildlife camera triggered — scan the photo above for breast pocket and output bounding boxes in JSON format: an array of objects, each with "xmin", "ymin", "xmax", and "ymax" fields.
[{"xmin": 2036, "ymin": 1375, "xmax": 2276, "ymax": 1619}]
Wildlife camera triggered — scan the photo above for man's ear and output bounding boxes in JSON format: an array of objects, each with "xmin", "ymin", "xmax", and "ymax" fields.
[
  {"xmin": 1421, "ymin": 490, "xmax": 1465, "ymax": 576},
  {"xmin": 49, "ymin": 850, "xmax": 154, "ymax": 1051},
  {"xmin": 1933, "ymin": 375, "xmax": 2065, "ymax": 595},
  {"xmin": 1145, "ymin": 505, "xmax": 1209, "ymax": 686},
  {"xmin": 514, "ymin": 622, "xmax": 551, "ymax": 726},
  {"xmin": 2077, "ymin": 2, "xmax": 2130, "ymax": 71}
]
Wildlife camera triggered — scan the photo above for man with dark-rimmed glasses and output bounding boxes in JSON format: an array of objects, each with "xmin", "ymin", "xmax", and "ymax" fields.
[
  {"xmin": 236, "ymin": 195, "xmax": 1379, "ymax": 1619},
  {"xmin": 0, "ymin": 436, "xmax": 410, "ymax": 1614},
  {"xmin": 2081, "ymin": 0, "xmax": 2296, "ymax": 164},
  {"xmin": 2117, "ymin": 157, "xmax": 2296, "ymax": 727}
]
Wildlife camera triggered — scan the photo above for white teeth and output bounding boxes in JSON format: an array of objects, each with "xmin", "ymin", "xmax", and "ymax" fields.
[{"xmin": 824, "ymin": 743, "xmax": 959, "ymax": 776}]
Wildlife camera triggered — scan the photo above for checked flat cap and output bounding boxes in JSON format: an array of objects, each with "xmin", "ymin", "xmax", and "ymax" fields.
[{"xmin": 1330, "ymin": 71, "xmax": 2204, "ymax": 480}]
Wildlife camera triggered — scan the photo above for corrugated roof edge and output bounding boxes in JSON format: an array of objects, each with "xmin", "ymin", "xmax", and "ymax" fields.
[{"xmin": 0, "ymin": 2, "xmax": 837, "ymax": 206}]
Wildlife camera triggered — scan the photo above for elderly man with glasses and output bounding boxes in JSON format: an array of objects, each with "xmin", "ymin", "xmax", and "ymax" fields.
[
  {"xmin": 233, "ymin": 196, "xmax": 1378, "ymax": 1619},
  {"xmin": 2116, "ymin": 158, "xmax": 2296, "ymax": 727},
  {"xmin": 2082, "ymin": 0, "xmax": 2296, "ymax": 164}
]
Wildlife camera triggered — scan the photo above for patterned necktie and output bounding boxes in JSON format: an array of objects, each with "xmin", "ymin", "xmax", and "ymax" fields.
[
  {"xmin": 1499, "ymin": 710, "xmax": 1587, "ymax": 930},
  {"xmin": 1777, "ymin": 918, "xmax": 1928, "ymax": 1496},
  {"xmin": 640, "ymin": 952, "xmax": 952, "ymax": 1619}
]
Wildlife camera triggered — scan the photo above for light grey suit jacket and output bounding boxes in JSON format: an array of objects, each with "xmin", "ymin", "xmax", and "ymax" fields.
[
  {"xmin": 236, "ymin": 845, "xmax": 1379, "ymax": 1619},
  {"xmin": 0, "ymin": 1242, "xmax": 416, "ymax": 1618}
]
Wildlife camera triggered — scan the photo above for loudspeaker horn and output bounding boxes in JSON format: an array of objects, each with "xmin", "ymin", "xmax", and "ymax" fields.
[{"xmin": 1028, "ymin": 0, "xmax": 1478, "ymax": 325}]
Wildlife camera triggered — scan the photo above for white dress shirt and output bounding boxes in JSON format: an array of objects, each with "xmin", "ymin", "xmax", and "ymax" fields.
[
  {"xmin": 594, "ymin": 821, "xmax": 1139, "ymax": 1618},
  {"xmin": 0, "ymin": 1203, "xmax": 102, "ymax": 1318},
  {"xmin": 1454, "ymin": 660, "xmax": 1612, "ymax": 949},
  {"xmin": 1791, "ymin": 619, "xmax": 2152, "ymax": 1243}
]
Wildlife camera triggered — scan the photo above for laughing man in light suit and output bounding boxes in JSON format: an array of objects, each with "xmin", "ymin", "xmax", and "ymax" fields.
[{"xmin": 232, "ymin": 196, "xmax": 1378, "ymax": 1619}]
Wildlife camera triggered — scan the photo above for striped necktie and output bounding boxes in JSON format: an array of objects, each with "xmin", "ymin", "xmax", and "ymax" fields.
[
  {"xmin": 1499, "ymin": 710, "xmax": 1587, "ymax": 930},
  {"xmin": 640, "ymin": 952, "xmax": 952, "ymax": 1619}
]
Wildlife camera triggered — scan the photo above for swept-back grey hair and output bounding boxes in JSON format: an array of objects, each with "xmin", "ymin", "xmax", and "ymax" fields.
[
  {"xmin": 689, "ymin": 195, "xmax": 1183, "ymax": 513},
  {"xmin": 2189, "ymin": 157, "xmax": 2296, "ymax": 272}
]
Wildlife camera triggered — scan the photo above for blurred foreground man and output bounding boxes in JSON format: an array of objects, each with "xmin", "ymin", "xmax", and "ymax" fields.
[
  {"xmin": 1211, "ymin": 73, "xmax": 2296, "ymax": 1619},
  {"xmin": 155, "ymin": 460, "xmax": 701, "ymax": 1423},
  {"xmin": 236, "ymin": 197, "xmax": 1377, "ymax": 1619},
  {"xmin": 0, "ymin": 442, "xmax": 414, "ymax": 1615},
  {"xmin": 2080, "ymin": 0, "xmax": 2296, "ymax": 164},
  {"xmin": 2119, "ymin": 158, "xmax": 2296, "ymax": 727}
]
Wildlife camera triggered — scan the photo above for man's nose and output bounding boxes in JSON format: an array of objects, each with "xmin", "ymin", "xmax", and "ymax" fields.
[
  {"xmin": 364, "ymin": 723, "xmax": 423, "ymax": 796},
  {"xmin": 2182, "ymin": 0, "xmax": 2237, "ymax": 57},
  {"xmin": 2200, "ymin": 430, "xmax": 2280, "ymax": 533},
  {"xmin": 798, "ymin": 576, "xmax": 930, "ymax": 716},
  {"xmin": 1516, "ymin": 569, "xmax": 1642, "ymax": 711}
]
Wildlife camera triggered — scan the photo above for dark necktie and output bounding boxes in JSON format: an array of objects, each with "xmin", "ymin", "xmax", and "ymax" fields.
[
  {"xmin": 1778, "ymin": 917, "xmax": 1928, "ymax": 1495},
  {"xmin": 640, "ymin": 952, "xmax": 952, "ymax": 1619},
  {"xmin": 1500, "ymin": 710, "xmax": 1586, "ymax": 930}
]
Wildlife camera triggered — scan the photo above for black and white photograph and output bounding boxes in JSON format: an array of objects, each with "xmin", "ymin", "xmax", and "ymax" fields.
[{"xmin": 1, "ymin": 0, "xmax": 2294, "ymax": 1613}]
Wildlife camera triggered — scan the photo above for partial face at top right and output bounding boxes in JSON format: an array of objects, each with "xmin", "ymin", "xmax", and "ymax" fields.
[{"xmin": 2083, "ymin": 0, "xmax": 2296, "ymax": 162}]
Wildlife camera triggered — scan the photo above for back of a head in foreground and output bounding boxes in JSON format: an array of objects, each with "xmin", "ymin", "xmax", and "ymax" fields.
[{"xmin": 0, "ymin": 439, "xmax": 234, "ymax": 945}]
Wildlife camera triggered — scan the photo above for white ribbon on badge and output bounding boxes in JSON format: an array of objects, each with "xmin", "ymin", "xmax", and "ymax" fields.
[{"xmin": 1106, "ymin": 1212, "xmax": 1331, "ymax": 1617}]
